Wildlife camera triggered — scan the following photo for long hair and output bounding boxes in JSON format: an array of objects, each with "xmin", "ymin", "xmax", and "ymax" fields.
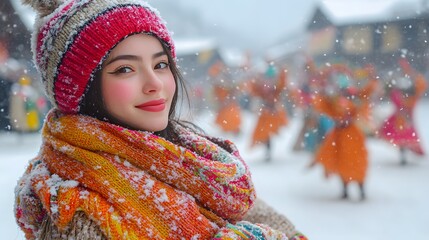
[{"xmin": 79, "ymin": 35, "xmax": 193, "ymax": 142}]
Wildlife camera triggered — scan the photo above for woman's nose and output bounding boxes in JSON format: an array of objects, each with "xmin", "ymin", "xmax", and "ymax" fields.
[{"xmin": 142, "ymin": 70, "xmax": 162, "ymax": 94}]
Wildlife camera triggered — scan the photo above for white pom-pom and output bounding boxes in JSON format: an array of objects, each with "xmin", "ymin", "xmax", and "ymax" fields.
[{"xmin": 21, "ymin": 0, "xmax": 62, "ymax": 17}]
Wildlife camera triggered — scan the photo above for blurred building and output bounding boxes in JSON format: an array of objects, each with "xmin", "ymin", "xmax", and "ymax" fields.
[
  {"xmin": 307, "ymin": 0, "xmax": 429, "ymax": 72},
  {"xmin": 268, "ymin": 0, "xmax": 429, "ymax": 83}
]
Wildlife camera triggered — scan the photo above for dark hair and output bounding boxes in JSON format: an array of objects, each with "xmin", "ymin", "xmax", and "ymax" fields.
[{"xmin": 79, "ymin": 35, "xmax": 191, "ymax": 142}]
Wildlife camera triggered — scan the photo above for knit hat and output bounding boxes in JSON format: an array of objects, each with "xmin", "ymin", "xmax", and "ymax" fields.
[{"xmin": 24, "ymin": 0, "xmax": 175, "ymax": 114}]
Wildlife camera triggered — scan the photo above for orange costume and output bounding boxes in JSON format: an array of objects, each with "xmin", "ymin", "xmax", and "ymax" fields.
[
  {"xmin": 210, "ymin": 61, "xmax": 242, "ymax": 133},
  {"xmin": 313, "ymin": 93, "xmax": 368, "ymax": 184},
  {"xmin": 250, "ymin": 66, "xmax": 288, "ymax": 147},
  {"xmin": 213, "ymin": 85, "xmax": 242, "ymax": 133}
]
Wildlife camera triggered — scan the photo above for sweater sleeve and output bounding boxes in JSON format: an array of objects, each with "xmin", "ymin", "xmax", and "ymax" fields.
[
  {"xmin": 37, "ymin": 199, "xmax": 304, "ymax": 239},
  {"xmin": 37, "ymin": 211, "xmax": 107, "ymax": 240},
  {"xmin": 242, "ymin": 198, "xmax": 304, "ymax": 239}
]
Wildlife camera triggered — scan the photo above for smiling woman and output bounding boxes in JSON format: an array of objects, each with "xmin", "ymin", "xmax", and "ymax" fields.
[{"xmin": 13, "ymin": 0, "xmax": 306, "ymax": 239}]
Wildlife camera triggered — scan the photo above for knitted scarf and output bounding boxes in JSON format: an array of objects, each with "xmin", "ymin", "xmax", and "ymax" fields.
[{"xmin": 15, "ymin": 110, "xmax": 287, "ymax": 239}]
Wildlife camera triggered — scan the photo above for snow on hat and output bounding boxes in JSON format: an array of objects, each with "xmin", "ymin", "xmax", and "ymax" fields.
[{"xmin": 23, "ymin": 0, "xmax": 175, "ymax": 114}]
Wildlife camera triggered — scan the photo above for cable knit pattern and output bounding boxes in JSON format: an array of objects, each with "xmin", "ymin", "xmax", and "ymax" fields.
[{"xmin": 15, "ymin": 109, "xmax": 290, "ymax": 239}]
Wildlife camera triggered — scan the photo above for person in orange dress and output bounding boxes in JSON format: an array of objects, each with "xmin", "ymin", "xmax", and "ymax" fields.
[
  {"xmin": 378, "ymin": 58, "xmax": 427, "ymax": 165},
  {"xmin": 210, "ymin": 61, "xmax": 242, "ymax": 134},
  {"xmin": 249, "ymin": 64, "xmax": 288, "ymax": 162},
  {"xmin": 311, "ymin": 63, "xmax": 370, "ymax": 200}
]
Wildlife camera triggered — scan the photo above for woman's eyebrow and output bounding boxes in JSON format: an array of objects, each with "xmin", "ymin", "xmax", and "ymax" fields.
[
  {"xmin": 153, "ymin": 51, "xmax": 167, "ymax": 59},
  {"xmin": 104, "ymin": 55, "xmax": 141, "ymax": 66}
]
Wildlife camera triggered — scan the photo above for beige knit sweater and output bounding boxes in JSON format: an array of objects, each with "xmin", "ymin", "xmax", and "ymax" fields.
[{"xmin": 37, "ymin": 198, "xmax": 300, "ymax": 239}]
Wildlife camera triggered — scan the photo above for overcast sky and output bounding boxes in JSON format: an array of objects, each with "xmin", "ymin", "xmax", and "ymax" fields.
[
  {"xmin": 177, "ymin": 0, "xmax": 318, "ymax": 32},
  {"xmin": 174, "ymin": 0, "xmax": 319, "ymax": 49}
]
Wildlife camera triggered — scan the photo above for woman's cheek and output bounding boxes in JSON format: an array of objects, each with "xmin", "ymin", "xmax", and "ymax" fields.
[{"xmin": 104, "ymin": 80, "xmax": 134, "ymax": 104}]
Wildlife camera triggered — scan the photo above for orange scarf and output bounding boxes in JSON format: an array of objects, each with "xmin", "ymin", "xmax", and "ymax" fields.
[{"xmin": 15, "ymin": 110, "xmax": 286, "ymax": 239}]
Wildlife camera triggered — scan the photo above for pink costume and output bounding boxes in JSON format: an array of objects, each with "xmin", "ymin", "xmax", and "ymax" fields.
[{"xmin": 379, "ymin": 74, "xmax": 426, "ymax": 155}]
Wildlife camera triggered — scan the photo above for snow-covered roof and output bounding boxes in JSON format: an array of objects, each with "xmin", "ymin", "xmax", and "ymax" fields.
[
  {"xmin": 218, "ymin": 48, "xmax": 248, "ymax": 68},
  {"xmin": 174, "ymin": 38, "xmax": 217, "ymax": 56},
  {"xmin": 10, "ymin": 0, "xmax": 36, "ymax": 30},
  {"xmin": 319, "ymin": 0, "xmax": 425, "ymax": 25},
  {"xmin": 265, "ymin": 32, "xmax": 308, "ymax": 61}
]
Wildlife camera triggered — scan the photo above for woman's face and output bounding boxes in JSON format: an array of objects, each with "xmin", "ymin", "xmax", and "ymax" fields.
[{"xmin": 101, "ymin": 34, "xmax": 176, "ymax": 132}]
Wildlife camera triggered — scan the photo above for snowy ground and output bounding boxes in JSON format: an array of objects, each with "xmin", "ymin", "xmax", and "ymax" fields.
[{"xmin": 1, "ymin": 99, "xmax": 428, "ymax": 240}]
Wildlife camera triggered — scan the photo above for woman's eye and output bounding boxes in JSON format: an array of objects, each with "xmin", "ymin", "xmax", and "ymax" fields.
[
  {"xmin": 155, "ymin": 62, "xmax": 169, "ymax": 70},
  {"xmin": 110, "ymin": 66, "xmax": 133, "ymax": 74}
]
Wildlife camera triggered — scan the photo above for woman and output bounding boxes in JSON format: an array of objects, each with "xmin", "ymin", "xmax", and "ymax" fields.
[
  {"xmin": 15, "ymin": 0, "xmax": 306, "ymax": 239},
  {"xmin": 249, "ymin": 64, "xmax": 289, "ymax": 162},
  {"xmin": 210, "ymin": 61, "xmax": 242, "ymax": 134},
  {"xmin": 378, "ymin": 58, "xmax": 427, "ymax": 165}
]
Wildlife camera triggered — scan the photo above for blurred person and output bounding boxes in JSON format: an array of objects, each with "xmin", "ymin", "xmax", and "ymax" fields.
[
  {"xmin": 378, "ymin": 58, "xmax": 427, "ymax": 165},
  {"xmin": 14, "ymin": 0, "xmax": 307, "ymax": 239},
  {"xmin": 291, "ymin": 58, "xmax": 334, "ymax": 153},
  {"xmin": 249, "ymin": 63, "xmax": 289, "ymax": 162},
  {"xmin": 0, "ymin": 56, "xmax": 26, "ymax": 131},
  {"xmin": 9, "ymin": 75, "xmax": 43, "ymax": 132},
  {"xmin": 310, "ymin": 63, "xmax": 370, "ymax": 200},
  {"xmin": 210, "ymin": 60, "xmax": 242, "ymax": 134}
]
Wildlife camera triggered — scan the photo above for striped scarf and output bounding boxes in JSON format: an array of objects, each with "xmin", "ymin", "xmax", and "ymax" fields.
[{"xmin": 15, "ymin": 110, "xmax": 287, "ymax": 239}]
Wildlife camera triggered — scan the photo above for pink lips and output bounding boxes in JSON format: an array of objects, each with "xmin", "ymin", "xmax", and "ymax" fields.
[{"xmin": 136, "ymin": 99, "xmax": 166, "ymax": 112}]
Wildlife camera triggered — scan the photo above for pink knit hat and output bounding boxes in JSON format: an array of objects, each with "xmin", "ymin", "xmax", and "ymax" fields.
[{"xmin": 24, "ymin": 0, "xmax": 175, "ymax": 114}]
